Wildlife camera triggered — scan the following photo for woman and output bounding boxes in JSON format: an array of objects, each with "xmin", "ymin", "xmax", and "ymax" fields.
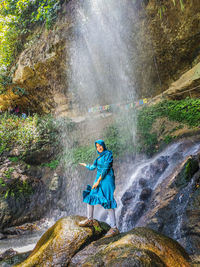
[{"xmin": 79, "ymin": 139, "xmax": 119, "ymax": 237}]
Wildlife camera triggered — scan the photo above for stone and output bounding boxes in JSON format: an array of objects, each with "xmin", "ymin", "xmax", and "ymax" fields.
[
  {"xmin": 140, "ymin": 187, "xmax": 152, "ymax": 201},
  {"xmin": 173, "ymin": 156, "xmax": 199, "ymax": 188},
  {"xmin": 15, "ymin": 216, "xmax": 109, "ymax": 267},
  {"xmin": 141, "ymin": 156, "xmax": 169, "ymax": 185},
  {"xmin": 139, "ymin": 178, "xmax": 147, "ymax": 187},
  {"xmin": 0, "ymin": 233, "xmax": 7, "ymax": 240},
  {"xmin": 153, "ymin": 62, "xmax": 200, "ymax": 103},
  {"xmin": 124, "ymin": 201, "xmax": 146, "ymax": 230},
  {"xmin": 121, "ymin": 191, "xmax": 135, "ymax": 205},
  {"xmin": 0, "ymin": 248, "xmax": 17, "ymax": 260},
  {"xmin": 70, "ymin": 227, "xmax": 190, "ymax": 267},
  {"xmin": 136, "ymin": 154, "xmax": 200, "ymax": 260}
]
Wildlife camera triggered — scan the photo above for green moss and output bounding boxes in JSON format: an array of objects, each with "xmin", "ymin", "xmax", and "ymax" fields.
[
  {"xmin": 136, "ymin": 98, "xmax": 200, "ymax": 155},
  {"xmin": 175, "ymin": 157, "xmax": 199, "ymax": 188}
]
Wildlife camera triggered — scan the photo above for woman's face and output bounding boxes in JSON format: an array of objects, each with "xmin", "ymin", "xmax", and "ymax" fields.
[{"xmin": 96, "ymin": 143, "xmax": 104, "ymax": 153}]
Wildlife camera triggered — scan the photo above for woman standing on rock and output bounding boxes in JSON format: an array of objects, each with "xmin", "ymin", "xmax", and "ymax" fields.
[{"xmin": 79, "ymin": 139, "xmax": 119, "ymax": 237}]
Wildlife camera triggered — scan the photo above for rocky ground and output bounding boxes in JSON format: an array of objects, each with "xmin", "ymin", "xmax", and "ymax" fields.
[
  {"xmin": 4, "ymin": 216, "xmax": 190, "ymax": 267},
  {"xmin": 119, "ymin": 138, "xmax": 200, "ymax": 266}
]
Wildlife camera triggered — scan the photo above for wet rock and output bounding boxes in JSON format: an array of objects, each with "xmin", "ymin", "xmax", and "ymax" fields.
[
  {"xmin": 0, "ymin": 156, "xmax": 64, "ymax": 230},
  {"xmin": 15, "ymin": 216, "xmax": 109, "ymax": 267},
  {"xmin": 140, "ymin": 188, "xmax": 152, "ymax": 201},
  {"xmin": 139, "ymin": 178, "xmax": 147, "ymax": 187},
  {"xmin": 121, "ymin": 191, "xmax": 135, "ymax": 205},
  {"xmin": 173, "ymin": 156, "xmax": 199, "ymax": 188},
  {"xmin": 137, "ymin": 154, "xmax": 200, "ymax": 260},
  {"xmin": 142, "ymin": 156, "xmax": 169, "ymax": 185},
  {"xmin": 70, "ymin": 227, "xmax": 190, "ymax": 267},
  {"xmin": 0, "ymin": 251, "xmax": 30, "ymax": 267},
  {"xmin": 2, "ymin": 227, "xmax": 22, "ymax": 236},
  {"xmin": 124, "ymin": 201, "xmax": 146, "ymax": 230},
  {"xmin": 0, "ymin": 233, "xmax": 7, "ymax": 239},
  {"xmin": 0, "ymin": 249, "xmax": 17, "ymax": 260},
  {"xmin": 23, "ymin": 145, "xmax": 55, "ymax": 165}
]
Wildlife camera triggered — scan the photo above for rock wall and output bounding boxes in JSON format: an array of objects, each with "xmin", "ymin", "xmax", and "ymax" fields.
[
  {"xmin": 131, "ymin": 0, "xmax": 200, "ymax": 97},
  {"xmin": 0, "ymin": 0, "xmax": 200, "ymax": 115}
]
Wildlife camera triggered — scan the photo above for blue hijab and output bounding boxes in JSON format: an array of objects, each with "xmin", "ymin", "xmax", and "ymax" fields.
[{"xmin": 95, "ymin": 140, "xmax": 108, "ymax": 156}]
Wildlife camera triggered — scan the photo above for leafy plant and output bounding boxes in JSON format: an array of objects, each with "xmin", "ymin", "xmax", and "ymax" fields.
[
  {"xmin": 4, "ymin": 167, "xmax": 14, "ymax": 178},
  {"xmin": 3, "ymin": 180, "xmax": 33, "ymax": 199},
  {"xmin": 0, "ymin": 178, "xmax": 6, "ymax": 187},
  {"xmin": 136, "ymin": 98, "xmax": 200, "ymax": 154},
  {"xmin": 8, "ymin": 156, "xmax": 20, "ymax": 162},
  {"xmin": 0, "ymin": 0, "xmax": 61, "ymax": 93},
  {"xmin": 41, "ymin": 159, "xmax": 60, "ymax": 169}
]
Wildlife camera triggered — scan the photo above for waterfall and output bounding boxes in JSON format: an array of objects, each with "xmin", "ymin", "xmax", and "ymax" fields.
[
  {"xmin": 68, "ymin": 0, "xmax": 136, "ymax": 112},
  {"xmin": 116, "ymin": 139, "xmax": 200, "ymax": 234},
  {"xmin": 61, "ymin": 0, "xmax": 137, "ymax": 218}
]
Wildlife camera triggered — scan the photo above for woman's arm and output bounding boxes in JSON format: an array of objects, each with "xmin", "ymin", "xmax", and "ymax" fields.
[
  {"xmin": 79, "ymin": 161, "xmax": 97, "ymax": 171},
  {"xmin": 92, "ymin": 175, "xmax": 102, "ymax": 189}
]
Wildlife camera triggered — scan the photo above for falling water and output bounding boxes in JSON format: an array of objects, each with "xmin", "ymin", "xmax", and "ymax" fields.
[
  {"xmin": 68, "ymin": 0, "xmax": 136, "ymax": 112},
  {"xmin": 61, "ymin": 0, "xmax": 137, "ymax": 217}
]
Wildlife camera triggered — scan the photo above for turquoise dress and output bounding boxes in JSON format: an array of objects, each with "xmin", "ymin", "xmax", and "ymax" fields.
[{"xmin": 83, "ymin": 140, "xmax": 117, "ymax": 209}]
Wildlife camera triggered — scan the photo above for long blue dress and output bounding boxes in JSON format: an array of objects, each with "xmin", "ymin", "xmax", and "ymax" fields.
[{"xmin": 83, "ymin": 140, "xmax": 117, "ymax": 209}]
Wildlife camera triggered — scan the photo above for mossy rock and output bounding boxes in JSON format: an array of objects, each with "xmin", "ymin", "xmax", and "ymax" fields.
[
  {"xmin": 175, "ymin": 156, "xmax": 199, "ymax": 188},
  {"xmin": 15, "ymin": 216, "xmax": 109, "ymax": 267},
  {"xmin": 79, "ymin": 246, "xmax": 166, "ymax": 267},
  {"xmin": 70, "ymin": 227, "xmax": 191, "ymax": 267}
]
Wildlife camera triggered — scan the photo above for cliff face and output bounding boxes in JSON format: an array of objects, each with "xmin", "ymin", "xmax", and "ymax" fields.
[
  {"xmin": 0, "ymin": 0, "xmax": 200, "ymax": 115},
  {"xmin": 0, "ymin": 3, "xmax": 74, "ymax": 115},
  {"xmin": 132, "ymin": 0, "xmax": 200, "ymax": 97}
]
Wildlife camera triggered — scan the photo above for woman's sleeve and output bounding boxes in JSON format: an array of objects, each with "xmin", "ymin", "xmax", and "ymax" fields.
[
  {"xmin": 101, "ymin": 152, "xmax": 113, "ymax": 179},
  {"xmin": 85, "ymin": 159, "xmax": 97, "ymax": 171}
]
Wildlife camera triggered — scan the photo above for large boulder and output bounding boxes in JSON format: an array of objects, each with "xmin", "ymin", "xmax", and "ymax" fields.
[
  {"xmin": 0, "ymin": 157, "xmax": 63, "ymax": 230},
  {"xmin": 70, "ymin": 227, "xmax": 190, "ymax": 267},
  {"xmin": 15, "ymin": 216, "xmax": 191, "ymax": 267},
  {"xmin": 153, "ymin": 62, "xmax": 200, "ymax": 103},
  {"xmin": 15, "ymin": 216, "xmax": 109, "ymax": 267},
  {"xmin": 137, "ymin": 154, "xmax": 200, "ymax": 258}
]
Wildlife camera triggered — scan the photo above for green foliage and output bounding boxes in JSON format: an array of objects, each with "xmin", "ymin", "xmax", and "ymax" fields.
[
  {"xmin": 157, "ymin": 0, "xmax": 185, "ymax": 19},
  {"xmin": 175, "ymin": 157, "xmax": 199, "ymax": 188},
  {"xmin": 155, "ymin": 98, "xmax": 200, "ymax": 126},
  {"xmin": 0, "ymin": 178, "xmax": 6, "ymax": 187},
  {"xmin": 137, "ymin": 98, "xmax": 200, "ymax": 153},
  {"xmin": 12, "ymin": 86, "xmax": 27, "ymax": 96},
  {"xmin": 0, "ymin": 113, "xmax": 39, "ymax": 153},
  {"xmin": 8, "ymin": 156, "xmax": 20, "ymax": 162},
  {"xmin": 2, "ymin": 180, "xmax": 33, "ymax": 199},
  {"xmin": 163, "ymin": 135, "xmax": 176, "ymax": 144},
  {"xmin": 136, "ymin": 98, "xmax": 200, "ymax": 154},
  {"xmin": 67, "ymin": 97, "xmax": 200, "ymax": 162},
  {"xmin": 0, "ymin": 73, "xmax": 12, "ymax": 94},
  {"xmin": 0, "ymin": 0, "xmax": 61, "ymax": 91},
  {"xmin": 72, "ymin": 145, "xmax": 96, "ymax": 165},
  {"xmin": 41, "ymin": 159, "xmax": 59, "ymax": 169},
  {"xmin": 4, "ymin": 167, "xmax": 14, "ymax": 178},
  {"xmin": 0, "ymin": 0, "xmax": 61, "ymax": 31},
  {"xmin": 0, "ymin": 113, "xmax": 62, "ymax": 155}
]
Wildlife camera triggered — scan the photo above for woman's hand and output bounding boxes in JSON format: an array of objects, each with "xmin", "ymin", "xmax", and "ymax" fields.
[
  {"xmin": 92, "ymin": 181, "xmax": 99, "ymax": 189},
  {"xmin": 79, "ymin": 163, "xmax": 86, "ymax": 167},
  {"xmin": 92, "ymin": 176, "xmax": 102, "ymax": 189}
]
